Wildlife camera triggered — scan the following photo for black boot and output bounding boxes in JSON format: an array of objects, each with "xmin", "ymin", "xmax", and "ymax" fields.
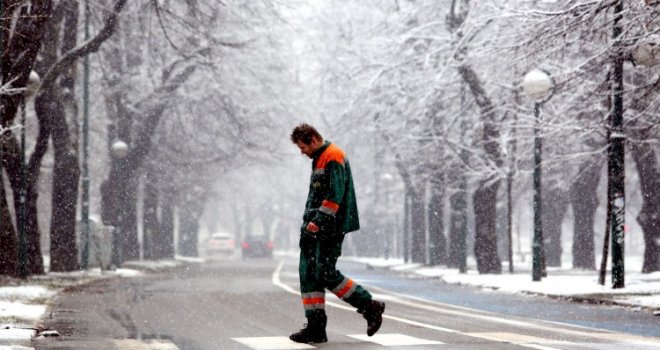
[
  {"xmin": 289, "ymin": 313, "xmax": 327, "ymax": 344},
  {"xmin": 358, "ymin": 300, "xmax": 385, "ymax": 336}
]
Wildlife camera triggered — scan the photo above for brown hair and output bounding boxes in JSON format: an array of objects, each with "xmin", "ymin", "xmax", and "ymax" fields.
[{"xmin": 290, "ymin": 123, "xmax": 323, "ymax": 145}]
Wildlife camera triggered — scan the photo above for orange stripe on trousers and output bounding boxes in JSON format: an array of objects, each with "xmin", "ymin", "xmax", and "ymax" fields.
[
  {"xmin": 335, "ymin": 279, "xmax": 354, "ymax": 298},
  {"xmin": 302, "ymin": 297, "xmax": 325, "ymax": 305}
]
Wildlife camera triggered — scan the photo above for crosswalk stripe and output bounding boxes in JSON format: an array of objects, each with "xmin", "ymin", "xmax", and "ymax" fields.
[
  {"xmin": 111, "ymin": 339, "xmax": 180, "ymax": 349},
  {"xmin": 464, "ymin": 333, "xmax": 566, "ymax": 350},
  {"xmin": 347, "ymin": 333, "xmax": 443, "ymax": 346},
  {"xmin": 231, "ymin": 337, "xmax": 315, "ymax": 349},
  {"xmin": 465, "ymin": 332, "xmax": 551, "ymax": 343},
  {"xmin": 590, "ymin": 333, "xmax": 660, "ymax": 345}
]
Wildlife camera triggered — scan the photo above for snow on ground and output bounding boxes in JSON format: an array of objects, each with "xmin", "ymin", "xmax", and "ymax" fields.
[{"xmin": 352, "ymin": 255, "xmax": 660, "ymax": 311}]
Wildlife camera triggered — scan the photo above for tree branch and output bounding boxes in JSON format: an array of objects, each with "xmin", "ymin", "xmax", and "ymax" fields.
[{"xmin": 38, "ymin": 0, "xmax": 127, "ymax": 93}]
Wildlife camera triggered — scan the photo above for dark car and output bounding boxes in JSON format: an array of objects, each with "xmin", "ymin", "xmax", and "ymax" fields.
[{"xmin": 241, "ymin": 235, "xmax": 273, "ymax": 259}]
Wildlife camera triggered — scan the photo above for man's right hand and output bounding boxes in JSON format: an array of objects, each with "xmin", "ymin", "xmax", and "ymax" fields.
[{"xmin": 306, "ymin": 222, "xmax": 320, "ymax": 233}]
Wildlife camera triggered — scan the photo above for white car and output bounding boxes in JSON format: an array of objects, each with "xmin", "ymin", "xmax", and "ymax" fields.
[{"xmin": 204, "ymin": 232, "xmax": 236, "ymax": 257}]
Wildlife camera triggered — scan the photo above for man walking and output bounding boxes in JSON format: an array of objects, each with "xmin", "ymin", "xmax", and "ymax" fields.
[{"xmin": 289, "ymin": 123, "xmax": 385, "ymax": 344}]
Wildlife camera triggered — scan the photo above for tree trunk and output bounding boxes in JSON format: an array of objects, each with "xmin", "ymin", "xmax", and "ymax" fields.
[
  {"xmin": 178, "ymin": 206, "xmax": 199, "ymax": 257},
  {"xmin": 0, "ymin": 175, "xmax": 18, "ymax": 276},
  {"xmin": 458, "ymin": 64, "xmax": 503, "ymax": 274},
  {"xmin": 569, "ymin": 159, "xmax": 601, "ymax": 269},
  {"xmin": 3, "ymin": 130, "xmax": 46, "ymax": 275},
  {"xmin": 448, "ymin": 116, "xmax": 469, "ymax": 271},
  {"xmin": 448, "ymin": 169, "xmax": 468, "ymax": 269},
  {"xmin": 158, "ymin": 189, "xmax": 175, "ymax": 259},
  {"xmin": 105, "ymin": 157, "xmax": 138, "ymax": 265},
  {"xmin": 403, "ymin": 192, "xmax": 410, "ymax": 262},
  {"xmin": 121, "ymin": 174, "xmax": 140, "ymax": 261},
  {"xmin": 542, "ymin": 187, "xmax": 569, "ymax": 267},
  {"xmin": 428, "ymin": 175, "xmax": 446, "ymax": 265},
  {"xmin": 142, "ymin": 167, "xmax": 159, "ymax": 260},
  {"xmin": 49, "ymin": 0, "xmax": 81, "ymax": 272},
  {"xmin": 409, "ymin": 181, "xmax": 426, "ymax": 264},
  {"xmin": 630, "ymin": 141, "xmax": 660, "ymax": 273},
  {"xmin": 473, "ymin": 180, "xmax": 502, "ymax": 273},
  {"xmin": 49, "ymin": 130, "xmax": 81, "ymax": 271}
]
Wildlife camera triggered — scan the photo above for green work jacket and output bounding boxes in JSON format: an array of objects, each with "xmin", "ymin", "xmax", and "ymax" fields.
[{"xmin": 302, "ymin": 141, "xmax": 360, "ymax": 236}]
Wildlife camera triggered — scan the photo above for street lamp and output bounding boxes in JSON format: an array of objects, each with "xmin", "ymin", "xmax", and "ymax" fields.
[
  {"xmin": 109, "ymin": 139, "xmax": 128, "ymax": 268},
  {"xmin": 81, "ymin": 0, "xmax": 91, "ymax": 269},
  {"xmin": 111, "ymin": 140, "xmax": 129, "ymax": 159},
  {"xmin": 522, "ymin": 68, "xmax": 554, "ymax": 282}
]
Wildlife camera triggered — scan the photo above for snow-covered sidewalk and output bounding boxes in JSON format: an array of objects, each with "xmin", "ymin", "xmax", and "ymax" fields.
[{"xmin": 351, "ymin": 256, "xmax": 660, "ymax": 312}]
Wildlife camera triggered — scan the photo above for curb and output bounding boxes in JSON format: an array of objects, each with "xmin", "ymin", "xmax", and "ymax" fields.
[{"xmin": 0, "ymin": 326, "xmax": 36, "ymax": 347}]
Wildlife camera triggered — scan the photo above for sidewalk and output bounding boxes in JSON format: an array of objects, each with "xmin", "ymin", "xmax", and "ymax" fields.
[
  {"xmin": 348, "ymin": 255, "xmax": 660, "ymax": 314},
  {"xmin": 0, "ymin": 257, "xmax": 202, "ymax": 350}
]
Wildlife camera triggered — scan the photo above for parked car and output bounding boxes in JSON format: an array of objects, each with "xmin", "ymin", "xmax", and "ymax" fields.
[
  {"xmin": 241, "ymin": 235, "xmax": 273, "ymax": 259},
  {"xmin": 204, "ymin": 232, "xmax": 235, "ymax": 257}
]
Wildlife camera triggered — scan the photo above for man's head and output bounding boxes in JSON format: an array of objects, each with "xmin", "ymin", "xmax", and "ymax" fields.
[{"xmin": 290, "ymin": 123, "xmax": 324, "ymax": 158}]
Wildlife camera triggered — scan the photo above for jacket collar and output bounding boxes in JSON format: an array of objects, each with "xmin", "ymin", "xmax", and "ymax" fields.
[{"xmin": 312, "ymin": 141, "xmax": 331, "ymax": 161}]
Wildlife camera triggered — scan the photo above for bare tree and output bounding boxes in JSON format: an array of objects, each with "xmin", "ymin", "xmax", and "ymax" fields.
[{"xmin": 0, "ymin": 0, "xmax": 53, "ymax": 276}]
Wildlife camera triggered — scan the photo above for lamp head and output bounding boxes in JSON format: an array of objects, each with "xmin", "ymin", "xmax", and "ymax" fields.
[
  {"xmin": 522, "ymin": 69, "xmax": 554, "ymax": 102},
  {"xmin": 111, "ymin": 140, "xmax": 129, "ymax": 159},
  {"xmin": 24, "ymin": 71, "xmax": 41, "ymax": 98}
]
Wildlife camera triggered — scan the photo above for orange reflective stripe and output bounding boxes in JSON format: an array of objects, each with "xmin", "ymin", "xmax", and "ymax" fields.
[
  {"xmin": 321, "ymin": 200, "xmax": 339, "ymax": 213},
  {"xmin": 302, "ymin": 297, "xmax": 325, "ymax": 305},
  {"xmin": 315, "ymin": 144, "xmax": 346, "ymax": 169},
  {"xmin": 335, "ymin": 279, "xmax": 354, "ymax": 298}
]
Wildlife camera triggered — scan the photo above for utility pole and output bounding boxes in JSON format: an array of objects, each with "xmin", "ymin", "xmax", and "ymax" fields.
[{"xmin": 609, "ymin": 0, "xmax": 625, "ymax": 289}]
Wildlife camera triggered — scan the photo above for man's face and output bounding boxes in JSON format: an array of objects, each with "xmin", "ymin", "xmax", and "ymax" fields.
[{"xmin": 296, "ymin": 137, "xmax": 321, "ymax": 158}]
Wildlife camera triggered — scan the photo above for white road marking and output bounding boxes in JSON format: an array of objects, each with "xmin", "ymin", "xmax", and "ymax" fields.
[
  {"xmin": 111, "ymin": 339, "xmax": 180, "ymax": 349},
  {"xmin": 347, "ymin": 333, "xmax": 443, "ymax": 346},
  {"xmin": 231, "ymin": 336, "xmax": 315, "ymax": 349},
  {"xmin": 464, "ymin": 332, "xmax": 568, "ymax": 350},
  {"xmin": 465, "ymin": 332, "xmax": 550, "ymax": 343}
]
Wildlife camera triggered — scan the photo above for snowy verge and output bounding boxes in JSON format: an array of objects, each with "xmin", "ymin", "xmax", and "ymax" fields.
[
  {"xmin": 347, "ymin": 256, "xmax": 660, "ymax": 312},
  {"xmin": 0, "ymin": 255, "xmax": 203, "ymax": 347}
]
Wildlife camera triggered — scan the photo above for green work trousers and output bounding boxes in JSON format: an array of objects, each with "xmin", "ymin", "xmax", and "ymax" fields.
[{"xmin": 298, "ymin": 232, "xmax": 372, "ymax": 318}]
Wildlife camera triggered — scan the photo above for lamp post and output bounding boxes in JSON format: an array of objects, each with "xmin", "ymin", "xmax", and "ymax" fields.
[
  {"xmin": 110, "ymin": 139, "xmax": 128, "ymax": 267},
  {"xmin": 81, "ymin": 0, "xmax": 91, "ymax": 269},
  {"xmin": 522, "ymin": 68, "xmax": 554, "ymax": 282}
]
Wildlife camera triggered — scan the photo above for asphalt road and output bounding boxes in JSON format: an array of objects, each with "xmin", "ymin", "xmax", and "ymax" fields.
[{"xmin": 33, "ymin": 256, "xmax": 660, "ymax": 350}]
